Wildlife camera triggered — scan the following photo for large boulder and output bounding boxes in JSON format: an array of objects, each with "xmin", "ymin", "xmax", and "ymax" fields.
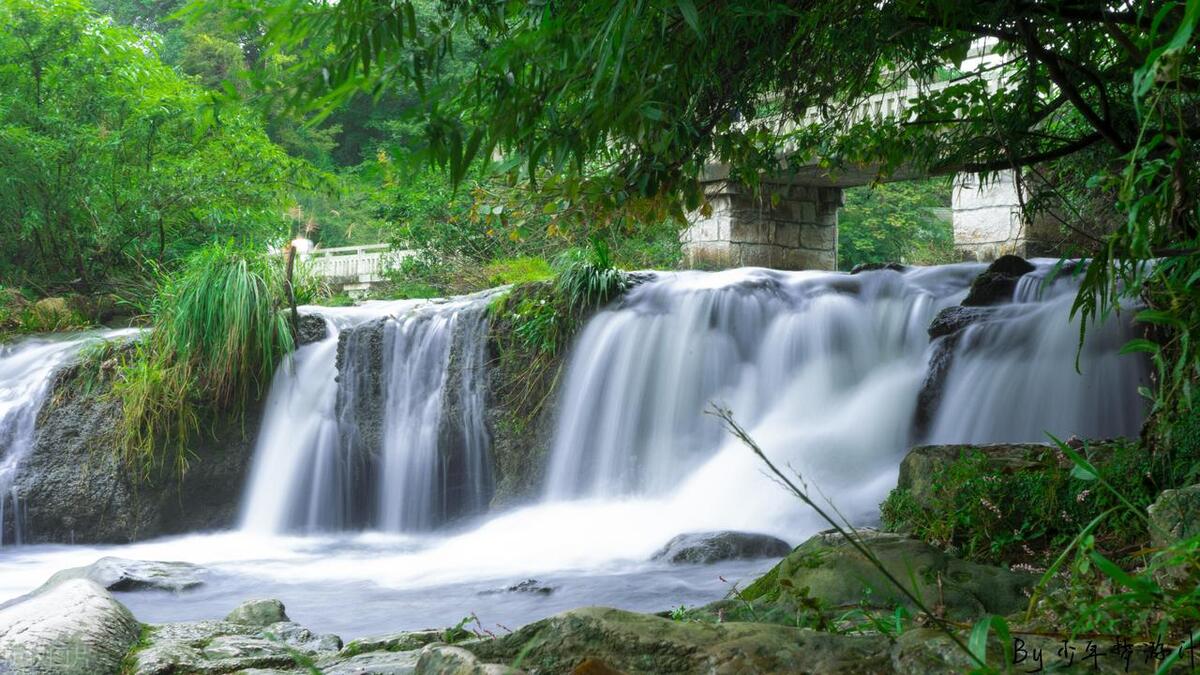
[
  {"xmin": 466, "ymin": 606, "xmax": 891, "ymax": 674},
  {"xmin": 415, "ymin": 644, "xmax": 517, "ymax": 675},
  {"xmin": 740, "ymin": 530, "xmax": 1034, "ymax": 621},
  {"xmin": 651, "ymin": 531, "xmax": 791, "ymax": 564},
  {"xmin": 0, "ymin": 578, "xmax": 139, "ymax": 675},
  {"xmin": 961, "ymin": 255, "xmax": 1035, "ymax": 306},
  {"xmin": 11, "ymin": 361, "xmax": 264, "ymax": 544}
]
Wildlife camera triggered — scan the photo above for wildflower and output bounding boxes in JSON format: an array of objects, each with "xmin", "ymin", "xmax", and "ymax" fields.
[{"xmin": 1076, "ymin": 489, "xmax": 1091, "ymax": 504}]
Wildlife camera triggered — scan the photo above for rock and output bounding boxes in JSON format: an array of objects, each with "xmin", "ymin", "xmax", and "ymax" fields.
[
  {"xmin": 961, "ymin": 255, "xmax": 1035, "ymax": 306},
  {"xmin": 0, "ymin": 578, "xmax": 139, "ymax": 675},
  {"xmin": 926, "ymin": 306, "xmax": 994, "ymax": 340},
  {"xmin": 741, "ymin": 530, "xmax": 1035, "ymax": 621},
  {"xmin": 850, "ymin": 262, "xmax": 908, "ymax": 274},
  {"xmin": 12, "ymin": 361, "xmax": 264, "ymax": 544},
  {"xmin": 339, "ymin": 629, "xmax": 444, "ymax": 657},
  {"xmin": 415, "ymin": 644, "xmax": 516, "ymax": 675},
  {"xmin": 44, "ymin": 557, "xmax": 206, "ymax": 593},
  {"xmin": 128, "ymin": 613, "xmax": 342, "ymax": 675},
  {"xmin": 651, "ymin": 531, "xmax": 791, "ymax": 564},
  {"xmin": 480, "ymin": 579, "xmax": 555, "ymax": 595},
  {"xmin": 320, "ymin": 650, "xmax": 420, "ymax": 674},
  {"xmin": 297, "ymin": 314, "xmax": 329, "ymax": 345},
  {"xmin": 897, "ymin": 444, "xmax": 1059, "ymax": 510},
  {"xmin": 465, "ymin": 606, "xmax": 890, "ymax": 673},
  {"xmin": 890, "ymin": 628, "xmax": 1140, "ymax": 674},
  {"xmin": 1147, "ymin": 484, "xmax": 1200, "ymax": 587},
  {"xmin": 226, "ymin": 599, "xmax": 290, "ymax": 627}
]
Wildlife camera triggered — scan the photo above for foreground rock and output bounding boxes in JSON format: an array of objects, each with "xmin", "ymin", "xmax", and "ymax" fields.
[
  {"xmin": 652, "ymin": 531, "xmax": 791, "ymax": 564},
  {"xmin": 740, "ymin": 530, "xmax": 1034, "ymax": 621},
  {"xmin": 128, "ymin": 599, "xmax": 342, "ymax": 675},
  {"xmin": 44, "ymin": 557, "xmax": 206, "ymax": 593},
  {"xmin": 0, "ymin": 578, "xmax": 139, "ymax": 675},
  {"xmin": 296, "ymin": 313, "xmax": 329, "ymax": 345},
  {"xmin": 467, "ymin": 606, "xmax": 891, "ymax": 673}
]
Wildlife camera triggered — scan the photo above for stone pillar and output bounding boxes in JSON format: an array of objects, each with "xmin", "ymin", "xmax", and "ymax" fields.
[
  {"xmin": 952, "ymin": 171, "xmax": 1027, "ymax": 261},
  {"xmin": 682, "ymin": 180, "xmax": 841, "ymax": 270}
]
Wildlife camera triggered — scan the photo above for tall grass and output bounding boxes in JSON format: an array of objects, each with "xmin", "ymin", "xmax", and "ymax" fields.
[
  {"xmin": 554, "ymin": 238, "xmax": 625, "ymax": 312},
  {"xmin": 112, "ymin": 242, "xmax": 294, "ymax": 479}
]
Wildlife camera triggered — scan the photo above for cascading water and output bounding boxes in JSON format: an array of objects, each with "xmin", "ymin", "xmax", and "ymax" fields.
[
  {"xmin": 240, "ymin": 293, "xmax": 495, "ymax": 535},
  {"xmin": 546, "ymin": 262, "xmax": 1146, "ymax": 520},
  {"xmin": 0, "ymin": 329, "xmax": 138, "ymax": 545},
  {"xmin": 0, "ymin": 262, "xmax": 1151, "ymax": 638}
]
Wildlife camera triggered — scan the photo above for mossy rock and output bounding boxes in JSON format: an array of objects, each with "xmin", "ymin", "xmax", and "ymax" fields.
[
  {"xmin": 740, "ymin": 530, "xmax": 1035, "ymax": 622},
  {"xmin": 896, "ymin": 444, "xmax": 1060, "ymax": 510},
  {"xmin": 466, "ymin": 606, "xmax": 891, "ymax": 674}
]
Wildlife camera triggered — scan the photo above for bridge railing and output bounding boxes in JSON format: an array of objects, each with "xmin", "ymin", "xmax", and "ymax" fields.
[{"xmin": 303, "ymin": 244, "xmax": 414, "ymax": 281}]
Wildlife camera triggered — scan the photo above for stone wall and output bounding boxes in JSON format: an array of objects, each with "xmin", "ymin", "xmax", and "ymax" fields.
[
  {"xmin": 951, "ymin": 171, "xmax": 1028, "ymax": 261},
  {"xmin": 682, "ymin": 181, "xmax": 840, "ymax": 270}
]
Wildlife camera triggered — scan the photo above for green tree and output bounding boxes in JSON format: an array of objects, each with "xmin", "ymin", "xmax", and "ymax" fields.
[
  {"xmin": 838, "ymin": 179, "xmax": 955, "ymax": 269},
  {"xmin": 0, "ymin": 0, "xmax": 297, "ymax": 289}
]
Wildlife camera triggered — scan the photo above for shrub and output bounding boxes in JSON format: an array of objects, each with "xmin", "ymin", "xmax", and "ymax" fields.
[{"xmin": 112, "ymin": 242, "xmax": 294, "ymax": 478}]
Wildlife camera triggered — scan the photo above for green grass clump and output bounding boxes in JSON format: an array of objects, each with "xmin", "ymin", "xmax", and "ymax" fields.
[
  {"xmin": 112, "ymin": 242, "xmax": 294, "ymax": 479},
  {"xmin": 483, "ymin": 256, "xmax": 554, "ymax": 286}
]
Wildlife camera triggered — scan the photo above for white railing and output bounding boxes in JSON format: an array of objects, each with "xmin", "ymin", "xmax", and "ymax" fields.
[{"xmin": 304, "ymin": 244, "xmax": 413, "ymax": 281}]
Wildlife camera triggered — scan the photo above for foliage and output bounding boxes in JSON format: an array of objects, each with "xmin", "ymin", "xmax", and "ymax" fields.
[
  {"xmin": 838, "ymin": 179, "xmax": 955, "ymax": 269},
  {"xmin": 482, "ymin": 257, "xmax": 554, "ymax": 287},
  {"xmin": 243, "ymin": 0, "xmax": 1200, "ymax": 448},
  {"xmin": 111, "ymin": 242, "xmax": 294, "ymax": 478},
  {"xmin": 879, "ymin": 443, "xmax": 1180, "ymax": 566},
  {"xmin": 0, "ymin": 0, "xmax": 298, "ymax": 290},
  {"xmin": 553, "ymin": 240, "xmax": 626, "ymax": 312}
]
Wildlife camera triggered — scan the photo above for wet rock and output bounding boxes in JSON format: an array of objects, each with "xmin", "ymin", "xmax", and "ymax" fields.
[
  {"xmin": 226, "ymin": 599, "xmax": 290, "ymax": 627},
  {"xmin": 890, "ymin": 628, "xmax": 1139, "ymax": 674},
  {"xmin": 465, "ymin": 606, "xmax": 890, "ymax": 673},
  {"xmin": 0, "ymin": 578, "xmax": 139, "ymax": 675},
  {"xmin": 651, "ymin": 531, "xmax": 791, "ymax": 564},
  {"xmin": 926, "ymin": 306, "xmax": 994, "ymax": 340},
  {"xmin": 416, "ymin": 644, "xmax": 516, "ymax": 675},
  {"xmin": 44, "ymin": 557, "xmax": 206, "ymax": 593},
  {"xmin": 850, "ymin": 262, "xmax": 908, "ymax": 274},
  {"xmin": 481, "ymin": 579, "xmax": 555, "ymax": 595},
  {"xmin": 297, "ymin": 314, "xmax": 328, "ymax": 346},
  {"xmin": 961, "ymin": 255, "xmax": 1035, "ymax": 306},
  {"xmin": 741, "ymin": 530, "xmax": 1034, "ymax": 621},
  {"xmin": 30, "ymin": 297, "xmax": 82, "ymax": 329}
]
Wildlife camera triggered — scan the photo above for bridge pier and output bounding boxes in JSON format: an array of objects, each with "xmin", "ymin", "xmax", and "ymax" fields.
[
  {"xmin": 682, "ymin": 180, "xmax": 841, "ymax": 270},
  {"xmin": 952, "ymin": 171, "xmax": 1028, "ymax": 261}
]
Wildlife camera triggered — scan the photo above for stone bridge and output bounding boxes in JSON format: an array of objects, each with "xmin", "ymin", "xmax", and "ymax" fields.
[{"xmin": 683, "ymin": 42, "xmax": 1039, "ymax": 271}]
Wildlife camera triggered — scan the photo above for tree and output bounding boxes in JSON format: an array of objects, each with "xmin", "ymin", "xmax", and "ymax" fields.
[
  {"xmin": 0, "ymin": 0, "xmax": 297, "ymax": 288},
  {"xmin": 838, "ymin": 180, "xmax": 955, "ymax": 269},
  {"xmin": 232, "ymin": 0, "xmax": 1197, "ymax": 435}
]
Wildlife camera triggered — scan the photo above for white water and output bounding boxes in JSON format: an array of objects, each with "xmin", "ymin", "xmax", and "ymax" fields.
[
  {"xmin": 0, "ymin": 262, "xmax": 1148, "ymax": 637},
  {"xmin": 0, "ymin": 329, "xmax": 139, "ymax": 546},
  {"xmin": 240, "ymin": 294, "xmax": 496, "ymax": 534}
]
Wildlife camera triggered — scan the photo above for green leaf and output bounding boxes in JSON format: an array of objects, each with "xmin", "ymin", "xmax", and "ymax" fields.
[
  {"xmin": 676, "ymin": 0, "xmax": 701, "ymax": 37},
  {"xmin": 1119, "ymin": 338, "xmax": 1160, "ymax": 356},
  {"xmin": 968, "ymin": 615, "xmax": 1012, "ymax": 668}
]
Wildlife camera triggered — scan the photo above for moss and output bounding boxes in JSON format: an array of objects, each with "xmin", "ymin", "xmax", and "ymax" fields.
[
  {"xmin": 119, "ymin": 624, "xmax": 156, "ymax": 675},
  {"xmin": 880, "ymin": 441, "xmax": 1173, "ymax": 566}
]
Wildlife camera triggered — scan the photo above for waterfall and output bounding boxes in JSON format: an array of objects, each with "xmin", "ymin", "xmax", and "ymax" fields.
[
  {"xmin": 240, "ymin": 294, "xmax": 495, "ymax": 534},
  {"xmin": 545, "ymin": 262, "xmax": 1146, "ymax": 512},
  {"xmin": 0, "ymin": 329, "xmax": 138, "ymax": 545}
]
